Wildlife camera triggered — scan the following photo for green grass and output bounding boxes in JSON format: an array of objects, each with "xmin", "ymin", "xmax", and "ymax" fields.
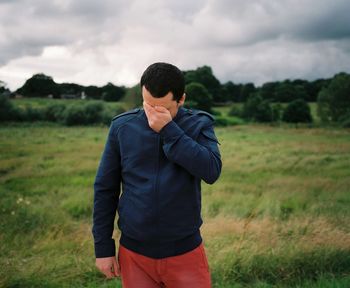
[{"xmin": 0, "ymin": 122, "xmax": 349, "ymax": 287}]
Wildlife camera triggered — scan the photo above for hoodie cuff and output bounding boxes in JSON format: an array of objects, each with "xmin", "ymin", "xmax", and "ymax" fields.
[
  {"xmin": 159, "ymin": 121, "xmax": 185, "ymax": 142},
  {"xmin": 94, "ymin": 239, "xmax": 116, "ymax": 258}
]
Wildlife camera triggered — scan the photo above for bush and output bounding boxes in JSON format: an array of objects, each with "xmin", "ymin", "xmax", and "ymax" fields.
[
  {"xmin": 242, "ymin": 95, "xmax": 273, "ymax": 122},
  {"xmin": 271, "ymin": 103, "xmax": 283, "ymax": 122},
  {"xmin": 63, "ymin": 105, "xmax": 87, "ymax": 126},
  {"xmin": 255, "ymin": 100, "xmax": 273, "ymax": 122},
  {"xmin": 317, "ymin": 72, "xmax": 350, "ymax": 123},
  {"xmin": 1, "ymin": 97, "xmax": 129, "ymax": 126},
  {"xmin": 228, "ymin": 104, "xmax": 242, "ymax": 118},
  {"xmin": 0, "ymin": 94, "xmax": 20, "ymax": 121},
  {"xmin": 214, "ymin": 116, "xmax": 244, "ymax": 127},
  {"xmin": 282, "ymin": 99, "xmax": 312, "ymax": 123},
  {"xmin": 339, "ymin": 112, "xmax": 350, "ymax": 128},
  {"xmin": 102, "ymin": 106, "xmax": 126, "ymax": 125},
  {"xmin": 45, "ymin": 103, "xmax": 67, "ymax": 122},
  {"xmin": 62, "ymin": 102, "xmax": 107, "ymax": 126},
  {"xmin": 214, "ymin": 116, "xmax": 229, "ymax": 126},
  {"xmin": 23, "ymin": 105, "xmax": 45, "ymax": 121},
  {"xmin": 211, "ymin": 110, "xmax": 222, "ymax": 116},
  {"xmin": 185, "ymin": 82, "xmax": 213, "ymax": 113},
  {"xmin": 123, "ymin": 84, "xmax": 142, "ymax": 109},
  {"xmin": 83, "ymin": 101, "xmax": 104, "ymax": 124},
  {"xmin": 183, "ymin": 100, "xmax": 198, "ymax": 110}
]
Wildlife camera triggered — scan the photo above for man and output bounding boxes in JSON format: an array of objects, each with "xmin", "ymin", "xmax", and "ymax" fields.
[{"xmin": 92, "ymin": 62, "xmax": 222, "ymax": 287}]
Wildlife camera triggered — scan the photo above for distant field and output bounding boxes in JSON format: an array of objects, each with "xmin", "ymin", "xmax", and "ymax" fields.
[{"xmin": 0, "ymin": 122, "xmax": 349, "ymax": 287}]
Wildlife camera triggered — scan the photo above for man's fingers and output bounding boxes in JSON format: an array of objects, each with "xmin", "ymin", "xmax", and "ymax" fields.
[
  {"xmin": 143, "ymin": 102, "xmax": 154, "ymax": 116},
  {"xmin": 101, "ymin": 265, "xmax": 117, "ymax": 278},
  {"xmin": 143, "ymin": 102, "xmax": 151, "ymax": 116},
  {"xmin": 143, "ymin": 101, "xmax": 153, "ymax": 110},
  {"xmin": 104, "ymin": 270, "xmax": 115, "ymax": 279},
  {"xmin": 95, "ymin": 257, "xmax": 118, "ymax": 279},
  {"xmin": 154, "ymin": 106, "xmax": 168, "ymax": 113}
]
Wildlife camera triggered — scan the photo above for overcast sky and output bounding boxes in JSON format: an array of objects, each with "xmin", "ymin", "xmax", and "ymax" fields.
[{"xmin": 1, "ymin": 0, "xmax": 350, "ymax": 90}]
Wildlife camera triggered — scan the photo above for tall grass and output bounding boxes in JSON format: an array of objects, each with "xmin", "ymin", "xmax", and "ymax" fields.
[{"xmin": 0, "ymin": 123, "xmax": 349, "ymax": 287}]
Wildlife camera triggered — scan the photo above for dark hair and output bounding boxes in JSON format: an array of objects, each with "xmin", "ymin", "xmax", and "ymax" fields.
[{"xmin": 140, "ymin": 62, "xmax": 185, "ymax": 102}]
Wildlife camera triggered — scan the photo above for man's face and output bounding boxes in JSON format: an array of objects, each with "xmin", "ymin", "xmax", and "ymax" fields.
[{"xmin": 142, "ymin": 86, "xmax": 185, "ymax": 119}]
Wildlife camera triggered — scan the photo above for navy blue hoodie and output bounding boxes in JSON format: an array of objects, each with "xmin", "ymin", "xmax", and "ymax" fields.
[{"xmin": 92, "ymin": 106, "xmax": 222, "ymax": 259}]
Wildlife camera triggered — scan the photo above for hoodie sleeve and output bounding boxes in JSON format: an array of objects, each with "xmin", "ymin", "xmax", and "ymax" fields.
[
  {"xmin": 159, "ymin": 119, "xmax": 222, "ymax": 184},
  {"xmin": 92, "ymin": 122, "xmax": 121, "ymax": 258}
]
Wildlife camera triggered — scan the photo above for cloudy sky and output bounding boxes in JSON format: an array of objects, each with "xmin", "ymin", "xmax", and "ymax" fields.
[{"xmin": 1, "ymin": 0, "xmax": 350, "ymax": 90}]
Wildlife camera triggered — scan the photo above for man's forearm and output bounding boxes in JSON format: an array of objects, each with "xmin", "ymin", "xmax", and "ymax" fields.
[
  {"xmin": 92, "ymin": 122, "xmax": 121, "ymax": 258},
  {"xmin": 159, "ymin": 121, "xmax": 222, "ymax": 184}
]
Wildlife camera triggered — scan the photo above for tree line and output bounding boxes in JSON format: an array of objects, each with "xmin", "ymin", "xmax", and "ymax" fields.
[
  {"xmin": 1, "ymin": 74, "xmax": 126, "ymax": 102},
  {"xmin": 0, "ymin": 66, "xmax": 333, "ymax": 103},
  {"xmin": 1, "ymin": 66, "xmax": 349, "ymax": 127}
]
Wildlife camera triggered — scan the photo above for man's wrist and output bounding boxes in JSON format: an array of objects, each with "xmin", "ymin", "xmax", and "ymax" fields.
[
  {"xmin": 159, "ymin": 120, "xmax": 184, "ymax": 140},
  {"xmin": 94, "ymin": 240, "xmax": 116, "ymax": 258}
]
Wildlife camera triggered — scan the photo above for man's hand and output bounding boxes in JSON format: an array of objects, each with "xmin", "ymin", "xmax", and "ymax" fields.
[
  {"xmin": 95, "ymin": 256, "xmax": 120, "ymax": 279},
  {"xmin": 143, "ymin": 101, "xmax": 172, "ymax": 133}
]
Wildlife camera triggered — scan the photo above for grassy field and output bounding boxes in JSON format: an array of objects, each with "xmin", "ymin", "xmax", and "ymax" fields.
[{"xmin": 0, "ymin": 120, "xmax": 349, "ymax": 287}]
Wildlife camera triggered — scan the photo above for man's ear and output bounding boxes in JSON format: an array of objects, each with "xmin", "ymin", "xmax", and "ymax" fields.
[{"xmin": 178, "ymin": 93, "xmax": 186, "ymax": 106}]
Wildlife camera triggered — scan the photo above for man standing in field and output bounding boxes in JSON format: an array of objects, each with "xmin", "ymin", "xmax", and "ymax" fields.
[{"xmin": 92, "ymin": 62, "xmax": 222, "ymax": 287}]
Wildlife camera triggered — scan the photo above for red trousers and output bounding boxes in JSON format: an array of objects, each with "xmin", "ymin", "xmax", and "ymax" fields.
[{"xmin": 118, "ymin": 243, "xmax": 211, "ymax": 288}]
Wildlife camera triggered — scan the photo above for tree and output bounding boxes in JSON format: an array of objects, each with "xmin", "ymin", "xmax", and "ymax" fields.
[
  {"xmin": 59, "ymin": 83, "xmax": 84, "ymax": 96},
  {"xmin": 0, "ymin": 80, "xmax": 11, "ymax": 98},
  {"xmin": 282, "ymin": 99, "xmax": 312, "ymax": 123},
  {"xmin": 242, "ymin": 94, "xmax": 273, "ymax": 122},
  {"xmin": 16, "ymin": 73, "xmax": 59, "ymax": 98},
  {"xmin": 260, "ymin": 82, "xmax": 277, "ymax": 101},
  {"xmin": 240, "ymin": 83, "xmax": 256, "ymax": 102},
  {"xmin": 0, "ymin": 80, "xmax": 7, "ymax": 94},
  {"xmin": 0, "ymin": 93, "xmax": 25, "ymax": 121},
  {"xmin": 184, "ymin": 66, "xmax": 221, "ymax": 102},
  {"xmin": 307, "ymin": 79, "xmax": 329, "ymax": 102},
  {"xmin": 221, "ymin": 81, "xmax": 241, "ymax": 103},
  {"xmin": 84, "ymin": 85, "xmax": 102, "ymax": 99},
  {"xmin": 317, "ymin": 72, "xmax": 350, "ymax": 123},
  {"xmin": 271, "ymin": 103, "xmax": 283, "ymax": 122},
  {"xmin": 123, "ymin": 84, "xmax": 142, "ymax": 109},
  {"xmin": 102, "ymin": 83, "xmax": 126, "ymax": 102},
  {"xmin": 185, "ymin": 82, "xmax": 213, "ymax": 112},
  {"xmin": 275, "ymin": 80, "xmax": 296, "ymax": 102}
]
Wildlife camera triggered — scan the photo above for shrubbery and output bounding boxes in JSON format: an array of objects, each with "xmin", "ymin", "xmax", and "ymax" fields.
[
  {"xmin": 282, "ymin": 99, "xmax": 312, "ymax": 123},
  {"xmin": 0, "ymin": 94, "xmax": 18, "ymax": 121},
  {"xmin": 317, "ymin": 72, "xmax": 350, "ymax": 124},
  {"xmin": 0, "ymin": 95, "xmax": 125, "ymax": 126},
  {"xmin": 45, "ymin": 103, "xmax": 66, "ymax": 122},
  {"xmin": 63, "ymin": 102, "xmax": 105, "ymax": 126},
  {"xmin": 214, "ymin": 116, "xmax": 244, "ymax": 127},
  {"xmin": 338, "ymin": 112, "xmax": 350, "ymax": 128},
  {"xmin": 228, "ymin": 104, "xmax": 243, "ymax": 118},
  {"xmin": 185, "ymin": 82, "xmax": 213, "ymax": 113},
  {"xmin": 242, "ymin": 95, "xmax": 276, "ymax": 122}
]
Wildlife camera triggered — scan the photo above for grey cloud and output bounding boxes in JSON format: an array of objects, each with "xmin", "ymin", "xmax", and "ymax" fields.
[
  {"xmin": 296, "ymin": 5, "xmax": 350, "ymax": 41},
  {"xmin": 1, "ymin": 0, "xmax": 350, "ymax": 88},
  {"xmin": 194, "ymin": 0, "xmax": 350, "ymax": 47},
  {"xmin": 0, "ymin": 0, "xmax": 126, "ymax": 65}
]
